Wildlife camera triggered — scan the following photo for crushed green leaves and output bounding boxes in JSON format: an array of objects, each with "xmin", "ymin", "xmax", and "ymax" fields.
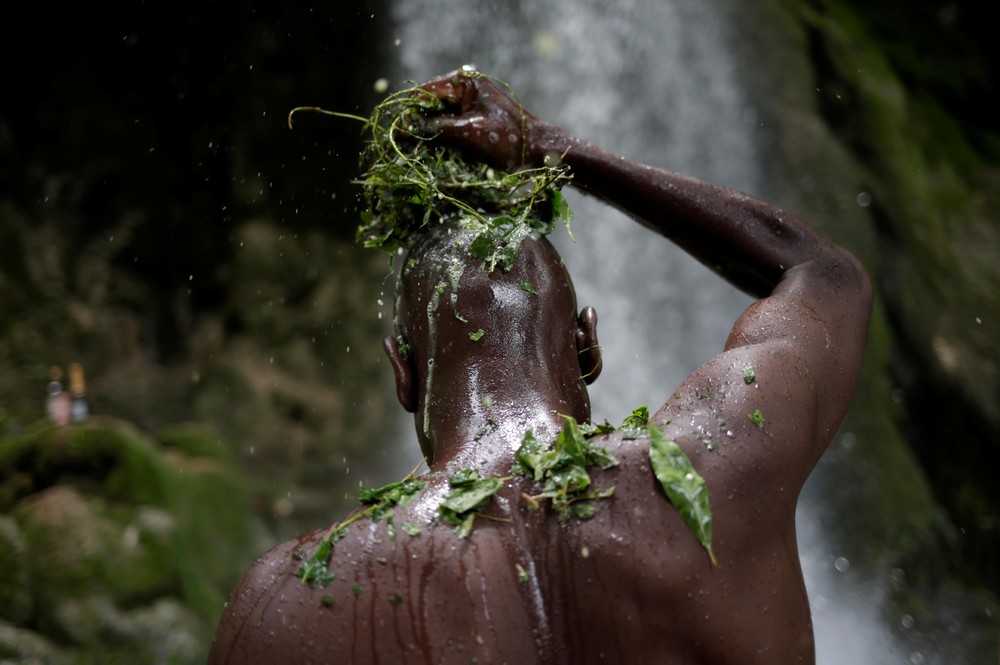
[
  {"xmin": 358, "ymin": 475, "xmax": 428, "ymax": 520},
  {"xmin": 298, "ymin": 471, "xmax": 426, "ymax": 588},
  {"xmin": 521, "ymin": 406, "xmax": 716, "ymax": 566},
  {"xmin": 512, "ymin": 417, "xmax": 618, "ymax": 521},
  {"xmin": 438, "ymin": 469, "xmax": 508, "ymax": 538},
  {"xmin": 743, "ymin": 365, "xmax": 756, "ymax": 384},
  {"xmin": 619, "ymin": 405, "xmax": 650, "ymax": 439},
  {"xmin": 289, "ymin": 72, "xmax": 573, "ymax": 272},
  {"xmin": 748, "ymin": 409, "xmax": 765, "ymax": 428},
  {"xmin": 298, "ymin": 537, "xmax": 339, "ymax": 588}
]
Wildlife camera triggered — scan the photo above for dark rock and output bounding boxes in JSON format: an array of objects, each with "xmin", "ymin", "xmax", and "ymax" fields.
[{"xmin": 0, "ymin": 516, "xmax": 32, "ymax": 625}]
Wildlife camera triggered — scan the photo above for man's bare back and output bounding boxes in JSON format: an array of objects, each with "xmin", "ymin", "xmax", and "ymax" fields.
[
  {"xmin": 211, "ymin": 434, "xmax": 809, "ymax": 663},
  {"xmin": 211, "ymin": 345, "xmax": 829, "ymax": 664},
  {"xmin": 208, "ymin": 69, "xmax": 870, "ymax": 664}
]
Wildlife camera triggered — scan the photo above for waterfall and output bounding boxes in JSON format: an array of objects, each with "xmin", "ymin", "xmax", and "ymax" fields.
[{"xmin": 384, "ymin": 1, "xmax": 916, "ymax": 662}]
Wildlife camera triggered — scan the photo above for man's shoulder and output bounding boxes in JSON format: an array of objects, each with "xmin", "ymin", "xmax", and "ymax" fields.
[
  {"xmin": 209, "ymin": 492, "xmax": 543, "ymax": 664},
  {"xmin": 644, "ymin": 343, "xmax": 820, "ymax": 491}
]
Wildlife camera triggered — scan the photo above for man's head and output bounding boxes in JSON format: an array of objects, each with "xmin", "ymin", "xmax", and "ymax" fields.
[{"xmin": 383, "ymin": 221, "xmax": 601, "ymax": 460}]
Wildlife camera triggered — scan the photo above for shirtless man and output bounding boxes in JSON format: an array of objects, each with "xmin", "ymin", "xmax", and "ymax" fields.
[{"xmin": 208, "ymin": 69, "xmax": 872, "ymax": 664}]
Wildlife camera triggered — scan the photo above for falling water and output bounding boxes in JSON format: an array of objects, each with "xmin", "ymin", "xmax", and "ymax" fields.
[{"xmin": 383, "ymin": 1, "xmax": 929, "ymax": 662}]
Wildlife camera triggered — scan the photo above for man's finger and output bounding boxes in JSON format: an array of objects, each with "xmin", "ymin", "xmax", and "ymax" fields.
[
  {"xmin": 413, "ymin": 114, "xmax": 449, "ymax": 135},
  {"xmin": 417, "ymin": 69, "xmax": 470, "ymax": 107},
  {"xmin": 414, "ymin": 114, "xmax": 485, "ymax": 142}
]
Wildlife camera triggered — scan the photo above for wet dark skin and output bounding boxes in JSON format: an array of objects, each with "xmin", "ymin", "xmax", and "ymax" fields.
[{"xmin": 209, "ymin": 69, "xmax": 872, "ymax": 664}]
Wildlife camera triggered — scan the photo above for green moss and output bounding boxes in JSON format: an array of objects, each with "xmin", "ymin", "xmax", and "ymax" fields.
[
  {"xmin": 797, "ymin": 0, "xmax": 1000, "ymax": 590},
  {"xmin": 158, "ymin": 423, "xmax": 238, "ymax": 464}
]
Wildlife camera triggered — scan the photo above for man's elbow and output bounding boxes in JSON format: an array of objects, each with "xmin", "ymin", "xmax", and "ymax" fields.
[
  {"xmin": 822, "ymin": 247, "xmax": 873, "ymax": 353},
  {"xmin": 843, "ymin": 248, "xmax": 873, "ymax": 320},
  {"xmin": 824, "ymin": 245, "xmax": 873, "ymax": 322}
]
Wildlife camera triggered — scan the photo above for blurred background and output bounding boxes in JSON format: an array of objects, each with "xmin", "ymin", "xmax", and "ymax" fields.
[{"xmin": 0, "ymin": 0, "xmax": 997, "ymax": 663}]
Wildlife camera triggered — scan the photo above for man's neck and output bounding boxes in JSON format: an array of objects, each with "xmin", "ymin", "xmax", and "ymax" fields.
[{"xmin": 421, "ymin": 383, "xmax": 583, "ymax": 470}]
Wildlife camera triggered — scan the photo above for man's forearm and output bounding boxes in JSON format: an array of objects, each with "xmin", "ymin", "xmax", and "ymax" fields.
[{"xmin": 526, "ymin": 121, "xmax": 832, "ymax": 298}]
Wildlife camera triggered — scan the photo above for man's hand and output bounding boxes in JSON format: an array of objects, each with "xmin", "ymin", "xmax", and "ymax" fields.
[{"xmin": 418, "ymin": 67, "xmax": 540, "ymax": 170}]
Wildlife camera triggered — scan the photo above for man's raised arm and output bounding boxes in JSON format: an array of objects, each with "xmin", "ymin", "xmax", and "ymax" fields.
[
  {"xmin": 420, "ymin": 68, "xmax": 872, "ymax": 461},
  {"xmin": 423, "ymin": 69, "xmax": 856, "ymax": 298}
]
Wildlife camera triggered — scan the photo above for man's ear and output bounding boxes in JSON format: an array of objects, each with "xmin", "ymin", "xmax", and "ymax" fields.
[
  {"xmin": 575, "ymin": 306, "xmax": 602, "ymax": 385},
  {"xmin": 383, "ymin": 336, "xmax": 417, "ymax": 413}
]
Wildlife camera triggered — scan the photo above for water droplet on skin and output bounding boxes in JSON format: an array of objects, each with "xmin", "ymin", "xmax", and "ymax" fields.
[
  {"xmin": 834, "ymin": 556, "xmax": 850, "ymax": 573},
  {"xmin": 488, "ymin": 131, "xmax": 500, "ymax": 144}
]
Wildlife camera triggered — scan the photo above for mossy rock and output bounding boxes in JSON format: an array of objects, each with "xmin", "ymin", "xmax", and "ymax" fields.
[
  {"xmin": 1, "ymin": 417, "xmax": 257, "ymax": 663},
  {"xmin": 0, "ymin": 618, "xmax": 69, "ymax": 665},
  {"xmin": 15, "ymin": 486, "xmax": 178, "ymax": 626},
  {"xmin": 52, "ymin": 596, "xmax": 202, "ymax": 665},
  {"xmin": 0, "ymin": 418, "xmax": 168, "ymax": 511}
]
